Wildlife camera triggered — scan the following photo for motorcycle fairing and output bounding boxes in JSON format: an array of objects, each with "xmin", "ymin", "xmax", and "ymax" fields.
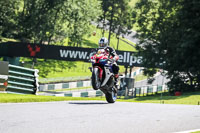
[{"xmin": 101, "ymin": 66, "xmax": 114, "ymax": 87}]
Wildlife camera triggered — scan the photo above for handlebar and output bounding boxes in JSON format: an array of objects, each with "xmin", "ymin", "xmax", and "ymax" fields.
[
  {"xmin": 107, "ymin": 58, "xmax": 115, "ymax": 63},
  {"xmin": 89, "ymin": 58, "xmax": 114, "ymax": 64}
]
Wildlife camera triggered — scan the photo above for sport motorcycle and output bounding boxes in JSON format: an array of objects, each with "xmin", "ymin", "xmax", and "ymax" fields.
[{"xmin": 90, "ymin": 49, "xmax": 117, "ymax": 103}]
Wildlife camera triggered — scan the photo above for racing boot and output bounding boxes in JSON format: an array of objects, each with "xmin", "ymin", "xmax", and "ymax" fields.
[{"xmin": 114, "ymin": 74, "xmax": 120, "ymax": 90}]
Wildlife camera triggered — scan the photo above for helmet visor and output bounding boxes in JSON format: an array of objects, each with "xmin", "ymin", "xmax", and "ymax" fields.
[{"xmin": 99, "ymin": 43, "xmax": 105, "ymax": 47}]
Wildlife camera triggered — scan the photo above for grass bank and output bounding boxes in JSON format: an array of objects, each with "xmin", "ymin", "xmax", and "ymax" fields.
[
  {"xmin": 1, "ymin": 91, "xmax": 200, "ymax": 105},
  {"xmin": 134, "ymin": 73, "xmax": 148, "ymax": 81},
  {"xmin": 118, "ymin": 91, "xmax": 200, "ymax": 105},
  {"xmin": 0, "ymin": 93, "xmax": 105, "ymax": 103}
]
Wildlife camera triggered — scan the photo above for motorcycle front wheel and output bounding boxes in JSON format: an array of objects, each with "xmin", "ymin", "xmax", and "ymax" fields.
[{"xmin": 91, "ymin": 68, "xmax": 101, "ymax": 90}]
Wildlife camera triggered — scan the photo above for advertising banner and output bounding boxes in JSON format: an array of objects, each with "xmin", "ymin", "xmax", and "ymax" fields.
[{"xmin": 0, "ymin": 42, "xmax": 142, "ymax": 67}]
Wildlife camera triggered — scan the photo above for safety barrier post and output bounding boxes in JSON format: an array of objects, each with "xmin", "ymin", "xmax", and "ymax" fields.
[
  {"xmin": 0, "ymin": 61, "xmax": 9, "ymax": 92},
  {"xmin": 7, "ymin": 64, "xmax": 39, "ymax": 94}
]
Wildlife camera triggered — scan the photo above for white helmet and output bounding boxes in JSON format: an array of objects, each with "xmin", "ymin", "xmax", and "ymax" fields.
[{"xmin": 98, "ymin": 37, "xmax": 108, "ymax": 48}]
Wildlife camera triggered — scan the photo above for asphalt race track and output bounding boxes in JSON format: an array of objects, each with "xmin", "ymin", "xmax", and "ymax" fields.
[{"xmin": 0, "ymin": 101, "xmax": 200, "ymax": 133}]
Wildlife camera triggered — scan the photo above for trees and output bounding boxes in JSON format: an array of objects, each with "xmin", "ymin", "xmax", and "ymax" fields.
[
  {"xmin": 67, "ymin": 0, "xmax": 102, "ymax": 47},
  {"xmin": 134, "ymin": 0, "xmax": 200, "ymax": 91},
  {"xmin": 0, "ymin": 0, "xmax": 102, "ymax": 77},
  {"xmin": 98, "ymin": 0, "xmax": 134, "ymax": 46},
  {"xmin": 1, "ymin": 0, "xmax": 102, "ymax": 45},
  {"xmin": 15, "ymin": 0, "xmax": 102, "ymax": 45},
  {"xmin": 0, "ymin": 0, "xmax": 20, "ymax": 38}
]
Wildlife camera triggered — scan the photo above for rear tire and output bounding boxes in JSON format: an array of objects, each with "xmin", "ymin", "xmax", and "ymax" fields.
[{"xmin": 105, "ymin": 88, "xmax": 117, "ymax": 103}]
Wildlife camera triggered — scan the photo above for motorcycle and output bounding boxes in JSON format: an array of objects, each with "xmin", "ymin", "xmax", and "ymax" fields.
[{"xmin": 90, "ymin": 49, "xmax": 117, "ymax": 103}]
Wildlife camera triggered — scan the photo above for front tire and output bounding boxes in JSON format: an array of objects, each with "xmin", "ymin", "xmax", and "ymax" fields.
[{"xmin": 91, "ymin": 68, "xmax": 101, "ymax": 90}]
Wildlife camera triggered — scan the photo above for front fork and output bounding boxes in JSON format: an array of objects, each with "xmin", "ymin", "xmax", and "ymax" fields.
[{"xmin": 90, "ymin": 66, "xmax": 103, "ymax": 80}]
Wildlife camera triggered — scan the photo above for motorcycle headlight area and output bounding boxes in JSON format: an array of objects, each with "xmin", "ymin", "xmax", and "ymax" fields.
[{"xmin": 99, "ymin": 59, "xmax": 107, "ymax": 65}]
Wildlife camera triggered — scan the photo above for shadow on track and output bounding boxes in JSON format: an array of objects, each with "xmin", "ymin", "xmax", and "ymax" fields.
[{"xmin": 68, "ymin": 101, "xmax": 109, "ymax": 105}]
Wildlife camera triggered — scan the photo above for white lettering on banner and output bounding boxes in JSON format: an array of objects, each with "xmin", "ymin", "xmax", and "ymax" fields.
[
  {"xmin": 127, "ymin": 52, "xmax": 130, "ymax": 62},
  {"xmin": 118, "ymin": 55, "xmax": 123, "ymax": 63},
  {"xmin": 69, "ymin": 51, "xmax": 79, "ymax": 58},
  {"xmin": 78, "ymin": 51, "xmax": 88, "ymax": 59},
  {"xmin": 137, "ymin": 57, "xmax": 143, "ymax": 64},
  {"xmin": 0, "ymin": 75, "xmax": 8, "ymax": 80},
  {"xmin": 130, "ymin": 56, "xmax": 136, "ymax": 65},
  {"xmin": 59, "ymin": 49, "xmax": 143, "ymax": 66},
  {"xmin": 129, "ymin": 56, "xmax": 143, "ymax": 66},
  {"xmin": 118, "ymin": 52, "xmax": 143, "ymax": 66},
  {"xmin": 123, "ymin": 52, "xmax": 126, "ymax": 62},
  {"xmin": 60, "ymin": 50, "xmax": 68, "ymax": 58},
  {"xmin": 60, "ymin": 50, "xmax": 88, "ymax": 59}
]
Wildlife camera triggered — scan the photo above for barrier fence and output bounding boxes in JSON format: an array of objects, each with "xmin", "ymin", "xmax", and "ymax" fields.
[
  {"xmin": 7, "ymin": 64, "xmax": 39, "ymax": 94},
  {"xmin": 39, "ymin": 80, "xmax": 91, "ymax": 91},
  {"xmin": 39, "ymin": 76, "xmax": 91, "ymax": 84},
  {"xmin": 0, "ymin": 61, "xmax": 39, "ymax": 94},
  {"xmin": 118, "ymin": 84, "xmax": 168, "ymax": 98},
  {"xmin": 134, "ymin": 84, "xmax": 168, "ymax": 97},
  {"xmin": 42, "ymin": 90, "xmax": 104, "ymax": 97},
  {"xmin": 38, "ymin": 80, "xmax": 105, "ymax": 97},
  {"xmin": 0, "ymin": 60, "xmax": 168, "ymax": 98}
]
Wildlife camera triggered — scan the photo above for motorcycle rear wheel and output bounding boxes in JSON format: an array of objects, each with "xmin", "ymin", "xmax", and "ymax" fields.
[{"xmin": 105, "ymin": 88, "xmax": 117, "ymax": 103}]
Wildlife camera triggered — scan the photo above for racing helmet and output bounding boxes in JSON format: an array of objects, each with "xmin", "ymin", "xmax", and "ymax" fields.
[{"xmin": 98, "ymin": 37, "xmax": 108, "ymax": 48}]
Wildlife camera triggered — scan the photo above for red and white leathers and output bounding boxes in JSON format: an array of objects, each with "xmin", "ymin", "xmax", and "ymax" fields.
[{"xmin": 98, "ymin": 46, "xmax": 119, "ymax": 78}]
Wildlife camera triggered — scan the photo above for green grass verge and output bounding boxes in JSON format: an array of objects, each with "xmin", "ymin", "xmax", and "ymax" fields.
[
  {"xmin": 118, "ymin": 91, "xmax": 200, "ymax": 105},
  {"xmin": 1, "ymin": 91, "xmax": 200, "ymax": 105},
  {"xmin": 43, "ymin": 61, "xmax": 92, "ymax": 79},
  {"xmin": 134, "ymin": 73, "xmax": 148, "ymax": 81},
  {"xmin": 0, "ymin": 93, "xmax": 105, "ymax": 103}
]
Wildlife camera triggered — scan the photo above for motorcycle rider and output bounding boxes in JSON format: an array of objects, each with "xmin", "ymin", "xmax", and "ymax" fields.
[{"xmin": 98, "ymin": 37, "xmax": 120, "ymax": 86}]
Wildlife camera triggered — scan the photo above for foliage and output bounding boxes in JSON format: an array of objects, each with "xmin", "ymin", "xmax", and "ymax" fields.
[
  {"xmin": 0, "ymin": 0, "xmax": 20, "ymax": 38},
  {"xmin": 0, "ymin": 0, "xmax": 136, "ymax": 78},
  {"xmin": 98, "ymin": 0, "xmax": 134, "ymax": 46},
  {"xmin": 0, "ymin": 0, "xmax": 102, "ymax": 77},
  {"xmin": 12, "ymin": 0, "xmax": 101, "ymax": 44},
  {"xmin": 134, "ymin": 0, "xmax": 200, "ymax": 91},
  {"xmin": 67, "ymin": 0, "xmax": 102, "ymax": 47}
]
